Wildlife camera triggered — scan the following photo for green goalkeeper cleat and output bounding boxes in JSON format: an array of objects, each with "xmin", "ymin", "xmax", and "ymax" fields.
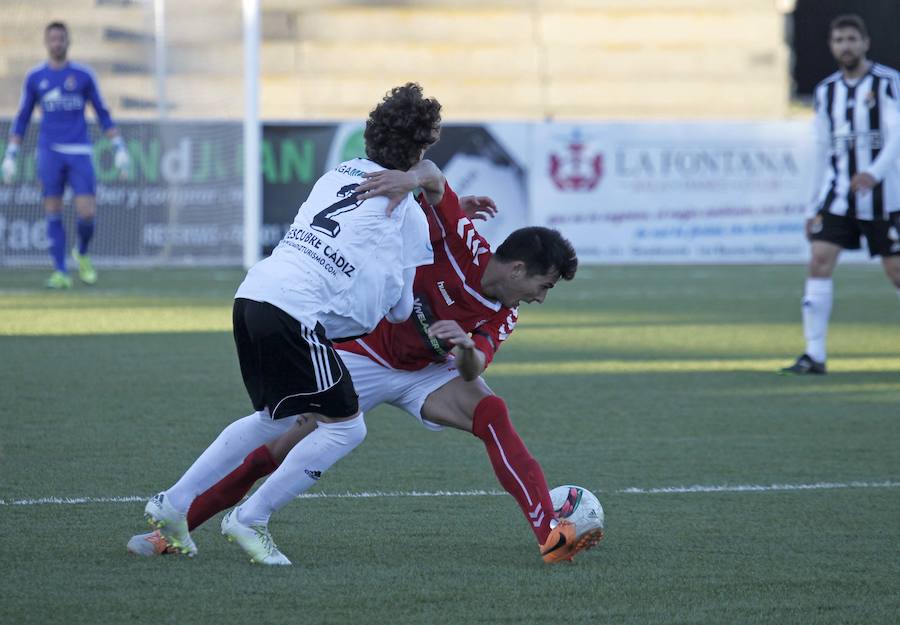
[
  {"xmin": 45, "ymin": 271, "xmax": 73, "ymax": 289},
  {"xmin": 72, "ymin": 248, "xmax": 97, "ymax": 285}
]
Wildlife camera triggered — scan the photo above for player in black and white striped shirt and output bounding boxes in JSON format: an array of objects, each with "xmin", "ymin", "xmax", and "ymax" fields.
[{"xmin": 782, "ymin": 14, "xmax": 900, "ymax": 375}]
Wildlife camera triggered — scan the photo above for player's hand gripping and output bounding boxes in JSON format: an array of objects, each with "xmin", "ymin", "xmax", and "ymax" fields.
[
  {"xmin": 459, "ymin": 195, "xmax": 498, "ymax": 221},
  {"xmin": 357, "ymin": 169, "xmax": 418, "ymax": 215},
  {"xmin": 427, "ymin": 320, "xmax": 475, "ymax": 351}
]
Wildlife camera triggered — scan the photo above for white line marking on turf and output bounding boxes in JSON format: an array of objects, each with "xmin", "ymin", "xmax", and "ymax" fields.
[
  {"xmin": 1, "ymin": 481, "xmax": 898, "ymax": 507},
  {"xmin": 617, "ymin": 480, "xmax": 900, "ymax": 494}
]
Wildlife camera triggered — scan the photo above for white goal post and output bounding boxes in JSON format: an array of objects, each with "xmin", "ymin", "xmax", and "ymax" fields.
[{"xmin": 242, "ymin": 0, "xmax": 261, "ymax": 269}]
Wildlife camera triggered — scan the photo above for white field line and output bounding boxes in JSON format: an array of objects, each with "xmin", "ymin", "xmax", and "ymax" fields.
[{"xmin": 1, "ymin": 481, "xmax": 898, "ymax": 507}]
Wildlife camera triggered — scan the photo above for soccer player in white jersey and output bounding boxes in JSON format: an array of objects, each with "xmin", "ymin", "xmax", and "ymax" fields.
[
  {"xmin": 781, "ymin": 14, "xmax": 900, "ymax": 375},
  {"xmin": 129, "ymin": 164, "xmax": 601, "ymax": 565},
  {"xmin": 141, "ymin": 84, "xmax": 441, "ymax": 564},
  {"xmin": 2, "ymin": 22, "xmax": 130, "ymax": 288}
]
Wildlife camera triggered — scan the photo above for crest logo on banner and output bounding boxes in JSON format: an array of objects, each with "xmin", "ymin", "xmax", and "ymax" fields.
[{"xmin": 549, "ymin": 130, "xmax": 603, "ymax": 191}]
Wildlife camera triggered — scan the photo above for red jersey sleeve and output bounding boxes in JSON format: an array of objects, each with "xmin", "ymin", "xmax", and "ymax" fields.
[
  {"xmin": 417, "ymin": 181, "xmax": 466, "ymax": 230},
  {"xmin": 471, "ymin": 306, "xmax": 518, "ymax": 367},
  {"xmin": 420, "ymin": 181, "xmax": 492, "ymax": 270},
  {"xmin": 431, "ymin": 181, "xmax": 462, "ymax": 226}
]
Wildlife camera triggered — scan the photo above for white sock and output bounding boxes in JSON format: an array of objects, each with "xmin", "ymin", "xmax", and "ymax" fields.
[
  {"xmin": 164, "ymin": 411, "xmax": 296, "ymax": 512},
  {"xmin": 802, "ymin": 278, "xmax": 833, "ymax": 363},
  {"xmin": 237, "ymin": 413, "xmax": 367, "ymax": 526}
]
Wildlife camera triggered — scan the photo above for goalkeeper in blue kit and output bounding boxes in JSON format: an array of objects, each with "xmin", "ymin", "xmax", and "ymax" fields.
[{"xmin": 2, "ymin": 21, "xmax": 130, "ymax": 288}]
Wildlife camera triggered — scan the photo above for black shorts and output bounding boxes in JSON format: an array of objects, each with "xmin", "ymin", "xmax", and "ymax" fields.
[
  {"xmin": 232, "ymin": 298, "xmax": 359, "ymax": 420},
  {"xmin": 810, "ymin": 210, "xmax": 900, "ymax": 257}
]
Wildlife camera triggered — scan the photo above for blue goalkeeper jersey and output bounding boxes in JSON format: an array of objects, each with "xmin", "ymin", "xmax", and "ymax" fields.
[{"xmin": 11, "ymin": 61, "xmax": 115, "ymax": 152}]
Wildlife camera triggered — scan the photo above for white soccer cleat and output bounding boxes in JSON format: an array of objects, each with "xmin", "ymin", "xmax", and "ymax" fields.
[
  {"xmin": 221, "ymin": 508, "xmax": 291, "ymax": 566},
  {"xmin": 144, "ymin": 492, "xmax": 197, "ymax": 557}
]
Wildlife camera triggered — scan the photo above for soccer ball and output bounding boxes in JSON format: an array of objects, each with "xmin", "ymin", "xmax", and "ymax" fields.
[{"xmin": 549, "ymin": 485, "xmax": 604, "ymax": 536}]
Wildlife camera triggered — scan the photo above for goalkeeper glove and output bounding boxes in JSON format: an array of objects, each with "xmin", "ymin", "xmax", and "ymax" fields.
[
  {"xmin": 112, "ymin": 136, "xmax": 130, "ymax": 178},
  {"xmin": 2, "ymin": 143, "xmax": 18, "ymax": 184}
]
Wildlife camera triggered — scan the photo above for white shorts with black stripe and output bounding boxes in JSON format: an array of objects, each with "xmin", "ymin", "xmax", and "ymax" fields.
[
  {"xmin": 337, "ymin": 350, "xmax": 465, "ymax": 432},
  {"xmin": 232, "ymin": 298, "xmax": 359, "ymax": 419}
]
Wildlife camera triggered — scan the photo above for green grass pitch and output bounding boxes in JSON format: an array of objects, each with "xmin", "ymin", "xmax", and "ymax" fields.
[{"xmin": 1, "ymin": 265, "xmax": 898, "ymax": 625}]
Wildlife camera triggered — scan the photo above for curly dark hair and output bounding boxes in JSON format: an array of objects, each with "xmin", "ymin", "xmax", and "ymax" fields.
[
  {"xmin": 494, "ymin": 227, "xmax": 578, "ymax": 281},
  {"xmin": 364, "ymin": 83, "xmax": 442, "ymax": 171}
]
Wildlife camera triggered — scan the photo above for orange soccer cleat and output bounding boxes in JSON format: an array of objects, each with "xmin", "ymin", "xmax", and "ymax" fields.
[
  {"xmin": 571, "ymin": 526, "xmax": 605, "ymax": 557},
  {"xmin": 540, "ymin": 519, "xmax": 577, "ymax": 563},
  {"xmin": 540, "ymin": 520, "xmax": 605, "ymax": 564}
]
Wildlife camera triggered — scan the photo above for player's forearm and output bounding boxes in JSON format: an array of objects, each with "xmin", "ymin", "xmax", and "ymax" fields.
[
  {"xmin": 91, "ymin": 89, "xmax": 116, "ymax": 133},
  {"xmin": 409, "ymin": 160, "xmax": 445, "ymax": 205},
  {"xmin": 452, "ymin": 345, "xmax": 486, "ymax": 381},
  {"xmin": 12, "ymin": 89, "xmax": 36, "ymax": 138},
  {"xmin": 11, "ymin": 112, "xmax": 32, "ymax": 139}
]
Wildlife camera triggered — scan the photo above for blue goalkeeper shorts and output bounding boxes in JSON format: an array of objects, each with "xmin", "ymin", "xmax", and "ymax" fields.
[{"xmin": 37, "ymin": 148, "xmax": 96, "ymax": 198}]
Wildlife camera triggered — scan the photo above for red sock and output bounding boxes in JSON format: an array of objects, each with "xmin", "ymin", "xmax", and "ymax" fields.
[
  {"xmin": 186, "ymin": 445, "xmax": 278, "ymax": 530},
  {"xmin": 471, "ymin": 395, "xmax": 556, "ymax": 544}
]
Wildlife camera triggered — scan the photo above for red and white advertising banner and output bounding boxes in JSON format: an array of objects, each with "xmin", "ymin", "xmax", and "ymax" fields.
[{"xmin": 530, "ymin": 121, "xmax": 871, "ymax": 264}]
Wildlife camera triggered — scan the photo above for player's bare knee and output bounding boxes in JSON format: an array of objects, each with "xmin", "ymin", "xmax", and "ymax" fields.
[
  {"xmin": 885, "ymin": 264, "xmax": 900, "ymax": 288},
  {"xmin": 44, "ymin": 198, "xmax": 62, "ymax": 215},
  {"xmin": 455, "ymin": 410, "xmax": 475, "ymax": 431},
  {"xmin": 808, "ymin": 255, "xmax": 835, "ymax": 278},
  {"xmin": 74, "ymin": 195, "xmax": 96, "ymax": 218},
  {"xmin": 458, "ymin": 386, "xmax": 495, "ymax": 430}
]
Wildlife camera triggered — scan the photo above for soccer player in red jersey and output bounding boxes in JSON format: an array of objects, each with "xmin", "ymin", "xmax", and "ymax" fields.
[{"xmin": 129, "ymin": 161, "xmax": 601, "ymax": 564}]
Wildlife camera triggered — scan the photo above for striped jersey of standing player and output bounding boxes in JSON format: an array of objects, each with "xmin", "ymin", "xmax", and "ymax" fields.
[
  {"xmin": 781, "ymin": 13, "xmax": 900, "ymax": 375},
  {"xmin": 2, "ymin": 21, "xmax": 130, "ymax": 289}
]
